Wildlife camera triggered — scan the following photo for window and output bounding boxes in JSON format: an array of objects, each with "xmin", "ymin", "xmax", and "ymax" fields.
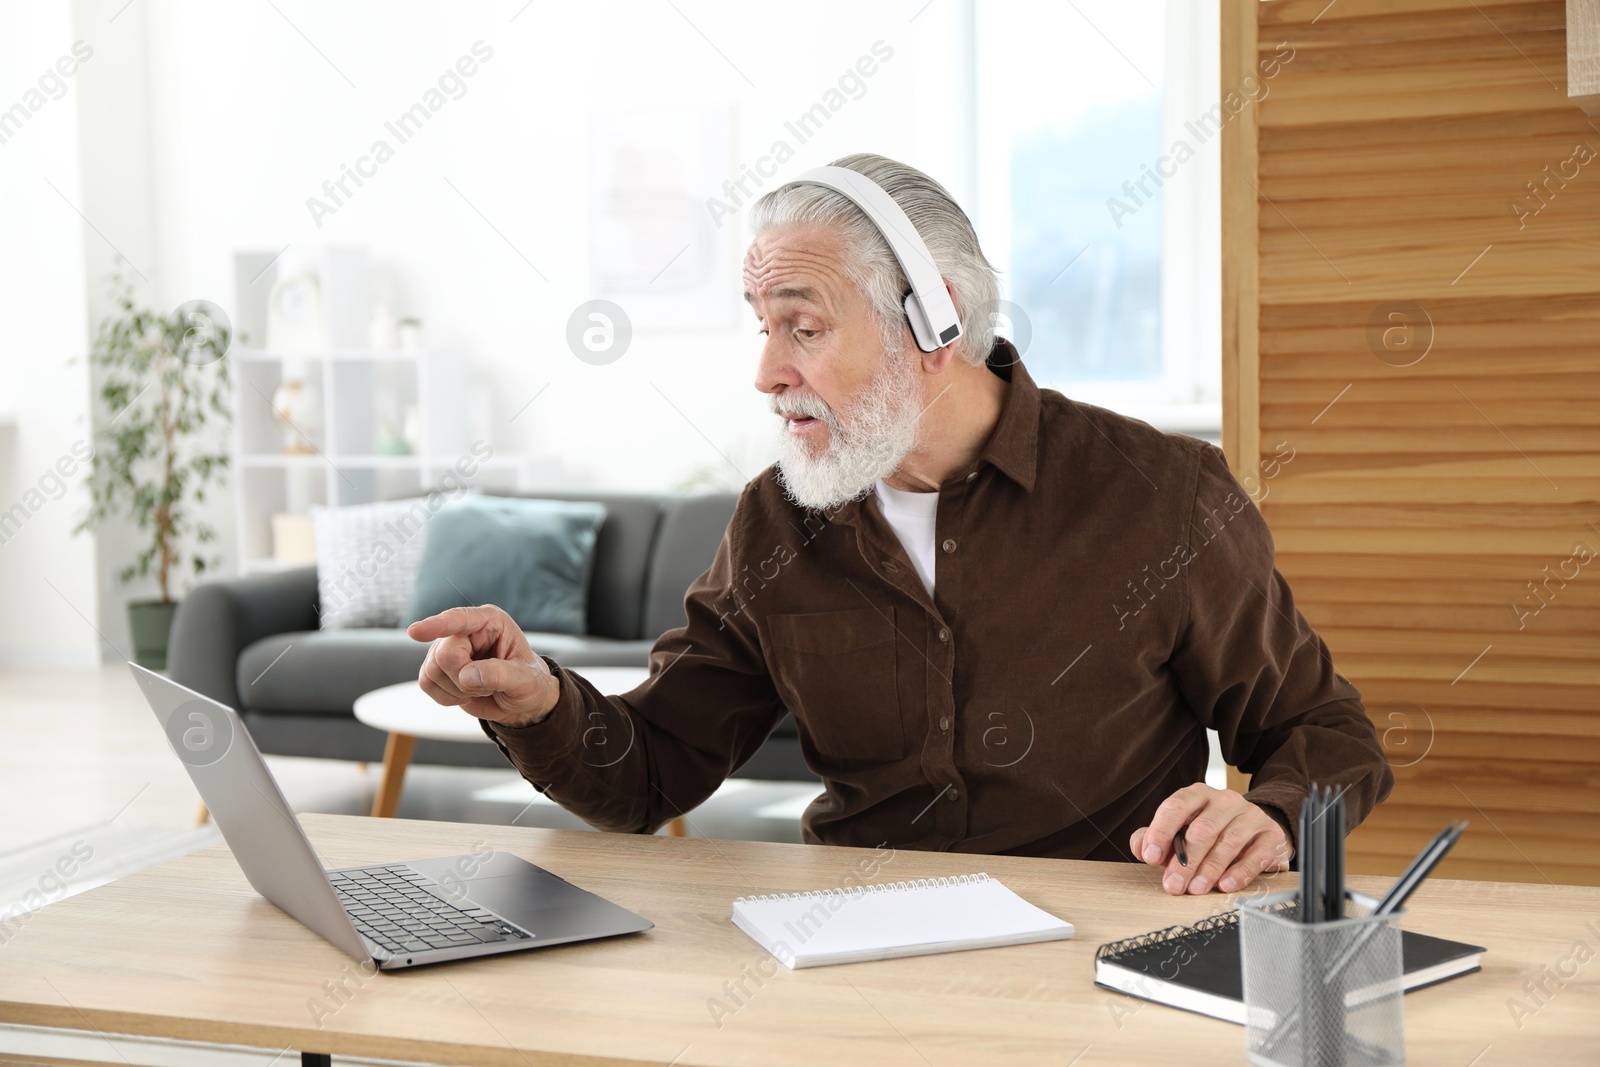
[{"xmin": 973, "ymin": 0, "xmax": 1221, "ymax": 432}]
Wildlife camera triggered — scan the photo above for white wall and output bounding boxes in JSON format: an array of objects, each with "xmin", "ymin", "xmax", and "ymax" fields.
[
  {"xmin": 0, "ymin": 3, "xmax": 101, "ymax": 668},
  {"xmin": 136, "ymin": 0, "xmax": 959, "ymax": 482},
  {"xmin": 72, "ymin": 0, "xmax": 183, "ymax": 662},
  {"xmin": 50, "ymin": 0, "xmax": 975, "ymax": 656},
  {"xmin": 2, "ymin": 0, "xmax": 998, "ymax": 661}
]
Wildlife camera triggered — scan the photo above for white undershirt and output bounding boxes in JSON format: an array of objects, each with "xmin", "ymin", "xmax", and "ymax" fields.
[{"xmin": 873, "ymin": 478, "xmax": 940, "ymax": 597}]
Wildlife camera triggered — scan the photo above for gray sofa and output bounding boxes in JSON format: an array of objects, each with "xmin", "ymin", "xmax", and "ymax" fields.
[{"xmin": 167, "ymin": 490, "xmax": 814, "ymax": 782}]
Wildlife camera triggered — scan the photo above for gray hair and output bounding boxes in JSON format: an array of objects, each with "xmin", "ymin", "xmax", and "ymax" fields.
[{"xmin": 747, "ymin": 153, "xmax": 1000, "ymax": 368}]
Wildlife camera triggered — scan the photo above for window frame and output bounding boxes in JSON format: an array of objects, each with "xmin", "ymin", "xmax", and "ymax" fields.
[{"xmin": 967, "ymin": 0, "xmax": 1221, "ymax": 433}]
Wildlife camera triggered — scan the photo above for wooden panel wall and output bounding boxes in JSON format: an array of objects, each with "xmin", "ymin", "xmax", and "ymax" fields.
[{"xmin": 1221, "ymin": 0, "xmax": 1600, "ymax": 885}]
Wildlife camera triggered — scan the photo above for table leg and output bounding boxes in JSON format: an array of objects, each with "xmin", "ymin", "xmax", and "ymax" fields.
[
  {"xmin": 371, "ymin": 732, "xmax": 416, "ymax": 818},
  {"xmin": 668, "ymin": 816, "xmax": 687, "ymax": 837},
  {"xmin": 195, "ymin": 801, "xmax": 210, "ymax": 826},
  {"xmin": 302, "ymin": 1054, "xmax": 331, "ymax": 1067}
]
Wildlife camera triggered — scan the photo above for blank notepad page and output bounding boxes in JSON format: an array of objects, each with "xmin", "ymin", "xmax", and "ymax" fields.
[{"xmin": 731, "ymin": 873, "xmax": 1074, "ymax": 969}]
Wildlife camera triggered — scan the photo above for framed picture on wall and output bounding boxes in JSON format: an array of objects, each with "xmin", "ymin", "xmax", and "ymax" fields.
[{"xmin": 587, "ymin": 104, "xmax": 739, "ymax": 333}]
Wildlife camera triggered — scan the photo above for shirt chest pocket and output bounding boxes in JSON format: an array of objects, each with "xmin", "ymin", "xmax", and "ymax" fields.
[{"xmin": 766, "ymin": 607, "xmax": 905, "ymax": 764}]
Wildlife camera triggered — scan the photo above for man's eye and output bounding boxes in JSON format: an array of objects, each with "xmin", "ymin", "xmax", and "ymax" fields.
[{"xmin": 796, "ymin": 329, "xmax": 818, "ymax": 340}]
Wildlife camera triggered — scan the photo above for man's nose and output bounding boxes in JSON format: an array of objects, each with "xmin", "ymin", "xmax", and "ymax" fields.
[{"xmin": 753, "ymin": 335, "xmax": 799, "ymax": 397}]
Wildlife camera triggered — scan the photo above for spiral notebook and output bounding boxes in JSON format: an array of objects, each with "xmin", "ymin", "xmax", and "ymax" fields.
[
  {"xmin": 731, "ymin": 872, "xmax": 1074, "ymax": 969},
  {"xmin": 1094, "ymin": 909, "xmax": 1484, "ymax": 1024}
]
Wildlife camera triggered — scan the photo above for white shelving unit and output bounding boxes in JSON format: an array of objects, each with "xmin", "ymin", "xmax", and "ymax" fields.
[{"xmin": 230, "ymin": 249, "xmax": 545, "ymax": 575}]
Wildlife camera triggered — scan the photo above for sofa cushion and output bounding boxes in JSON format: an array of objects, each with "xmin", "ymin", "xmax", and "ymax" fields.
[
  {"xmin": 642, "ymin": 492, "xmax": 738, "ymax": 638},
  {"xmin": 404, "ymin": 496, "xmax": 607, "ymax": 634},
  {"xmin": 507, "ymin": 491, "xmax": 663, "ymax": 641},
  {"xmin": 237, "ymin": 628, "xmax": 654, "ymax": 715},
  {"xmin": 311, "ymin": 497, "xmax": 441, "ymax": 629}
]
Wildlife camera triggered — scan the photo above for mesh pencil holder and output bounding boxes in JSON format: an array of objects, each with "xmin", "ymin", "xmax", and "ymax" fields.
[{"xmin": 1239, "ymin": 890, "xmax": 1405, "ymax": 1067}]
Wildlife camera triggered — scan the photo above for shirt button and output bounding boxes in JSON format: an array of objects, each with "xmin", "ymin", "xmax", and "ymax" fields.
[
  {"xmin": 939, "ymin": 716, "xmax": 950, "ymax": 731},
  {"xmin": 966, "ymin": 471, "xmax": 977, "ymax": 481},
  {"xmin": 942, "ymin": 539, "xmax": 957, "ymax": 553},
  {"xmin": 948, "ymin": 788, "xmax": 960, "ymax": 802},
  {"xmin": 938, "ymin": 627, "xmax": 950, "ymax": 642}
]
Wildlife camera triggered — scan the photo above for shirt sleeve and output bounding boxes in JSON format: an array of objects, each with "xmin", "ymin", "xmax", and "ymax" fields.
[
  {"xmin": 1169, "ymin": 443, "xmax": 1394, "ymax": 856},
  {"xmin": 477, "ymin": 485, "xmax": 786, "ymax": 834}
]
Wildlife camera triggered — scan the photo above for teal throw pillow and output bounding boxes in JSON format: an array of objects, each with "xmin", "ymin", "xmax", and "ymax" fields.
[{"xmin": 404, "ymin": 496, "xmax": 607, "ymax": 634}]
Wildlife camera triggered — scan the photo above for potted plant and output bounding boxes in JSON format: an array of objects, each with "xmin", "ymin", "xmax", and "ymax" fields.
[{"xmin": 76, "ymin": 273, "xmax": 233, "ymax": 669}]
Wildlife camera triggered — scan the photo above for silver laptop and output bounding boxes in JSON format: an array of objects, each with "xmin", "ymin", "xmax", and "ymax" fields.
[{"xmin": 130, "ymin": 663, "xmax": 652, "ymax": 969}]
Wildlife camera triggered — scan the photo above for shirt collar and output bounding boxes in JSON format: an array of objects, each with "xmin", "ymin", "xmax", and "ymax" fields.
[{"xmin": 976, "ymin": 337, "xmax": 1040, "ymax": 493}]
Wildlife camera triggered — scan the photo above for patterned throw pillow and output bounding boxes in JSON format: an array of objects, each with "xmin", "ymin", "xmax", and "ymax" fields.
[{"xmin": 311, "ymin": 497, "xmax": 445, "ymax": 629}]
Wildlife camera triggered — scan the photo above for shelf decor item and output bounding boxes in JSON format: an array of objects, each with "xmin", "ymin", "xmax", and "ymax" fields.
[
  {"xmin": 368, "ymin": 299, "xmax": 399, "ymax": 351},
  {"xmin": 401, "ymin": 404, "xmax": 422, "ymax": 453},
  {"xmin": 397, "ymin": 317, "xmax": 423, "ymax": 351},
  {"xmin": 376, "ymin": 421, "xmax": 411, "ymax": 456},
  {"xmin": 76, "ymin": 272, "xmax": 233, "ymax": 669},
  {"xmin": 271, "ymin": 512, "xmax": 317, "ymax": 564},
  {"xmin": 269, "ymin": 371, "xmax": 322, "ymax": 454},
  {"xmin": 265, "ymin": 272, "xmax": 325, "ymax": 352}
]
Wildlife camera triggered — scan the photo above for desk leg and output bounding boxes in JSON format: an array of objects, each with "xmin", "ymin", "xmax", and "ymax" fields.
[
  {"xmin": 371, "ymin": 732, "xmax": 416, "ymax": 818},
  {"xmin": 301, "ymin": 1054, "xmax": 331, "ymax": 1067},
  {"xmin": 668, "ymin": 816, "xmax": 686, "ymax": 837}
]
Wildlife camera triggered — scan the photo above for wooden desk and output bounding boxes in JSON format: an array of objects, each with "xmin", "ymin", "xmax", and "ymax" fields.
[{"xmin": 0, "ymin": 814, "xmax": 1594, "ymax": 1066}]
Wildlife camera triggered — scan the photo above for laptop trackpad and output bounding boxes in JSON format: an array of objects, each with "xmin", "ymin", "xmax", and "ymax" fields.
[{"xmin": 406, "ymin": 852, "xmax": 650, "ymax": 941}]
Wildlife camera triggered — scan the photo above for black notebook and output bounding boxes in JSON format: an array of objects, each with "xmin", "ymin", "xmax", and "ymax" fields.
[{"xmin": 1094, "ymin": 908, "xmax": 1484, "ymax": 1024}]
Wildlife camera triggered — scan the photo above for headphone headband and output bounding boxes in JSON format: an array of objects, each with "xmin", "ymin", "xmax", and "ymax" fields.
[{"xmin": 784, "ymin": 166, "xmax": 963, "ymax": 354}]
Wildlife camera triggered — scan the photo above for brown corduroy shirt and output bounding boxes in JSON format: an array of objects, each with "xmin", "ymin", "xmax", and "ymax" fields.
[{"xmin": 481, "ymin": 340, "xmax": 1393, "ymax": 860}]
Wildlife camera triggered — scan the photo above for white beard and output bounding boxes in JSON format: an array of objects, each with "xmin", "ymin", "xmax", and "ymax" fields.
[{"xmin": 772, "ymin": 343, "xmax": 925, "ymax": 511}]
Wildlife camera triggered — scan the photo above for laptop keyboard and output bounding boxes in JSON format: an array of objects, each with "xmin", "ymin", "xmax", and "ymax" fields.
[{"xmin": 330, "ymin": 865, "xmax": 532, "ymax": 955}]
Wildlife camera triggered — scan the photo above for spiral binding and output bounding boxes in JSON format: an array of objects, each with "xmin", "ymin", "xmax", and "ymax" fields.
[
  {"xmin": 734, "ymin": 872, "xmax": 990, "ymax": 905},
  {"xmin": 1093, "ymin": 897, "xmax": 1299, "ymax": 962}
]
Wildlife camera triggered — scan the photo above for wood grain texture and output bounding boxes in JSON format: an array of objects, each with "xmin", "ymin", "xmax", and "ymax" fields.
[
  {"xmin": 0, "ymin": 814, "xmax": 1597, "ymax": 1066},
  {"xmin": 1222, "ymin": 0, "xmax": 1600, "ymax": 886}
]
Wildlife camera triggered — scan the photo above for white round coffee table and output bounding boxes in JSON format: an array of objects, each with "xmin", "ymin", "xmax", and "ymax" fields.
[{"xmin": 354, "ymin": 665, "xmax": 651, "ymax": 821}]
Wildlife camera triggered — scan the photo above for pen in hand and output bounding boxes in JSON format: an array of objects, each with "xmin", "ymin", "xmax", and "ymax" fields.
[{"xmin": 1174, "ymin": 829, "xmax": 1188, "ymax": 868}]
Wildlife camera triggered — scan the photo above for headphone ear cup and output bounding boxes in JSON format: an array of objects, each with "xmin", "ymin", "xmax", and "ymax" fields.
[{"xmin": 902, "ymin": 290, "xmax": 937, "ymax": 353}]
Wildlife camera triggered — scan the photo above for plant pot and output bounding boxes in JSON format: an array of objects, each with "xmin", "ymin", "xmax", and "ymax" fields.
[{"xmin": 127, "ymin": 599, "xmax": 180, "ymax": 671}]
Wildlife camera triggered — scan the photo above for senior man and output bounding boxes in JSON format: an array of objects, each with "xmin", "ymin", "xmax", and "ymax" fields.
[{"xmin": 409, "ymin": 152, "xmax": 1393, "ymax": 896}]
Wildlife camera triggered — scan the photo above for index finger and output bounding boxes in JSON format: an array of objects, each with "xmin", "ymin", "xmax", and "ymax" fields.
[
  {"xmin": 406, "ymin": 605, "xmax": 504, "ymax": 642},
  {"xmin": 1142, "ymin": 786, "xmax": 1210, "ymax": 865}
]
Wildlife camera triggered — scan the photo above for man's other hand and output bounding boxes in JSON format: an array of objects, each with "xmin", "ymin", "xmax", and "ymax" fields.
[
  {"xmin": 1129, "ymin": 783, "xmax": 1293, "ymax": 895},
  {"xmin": 407, "ymin": 605, "xmax": 559, "ymax": 728}
]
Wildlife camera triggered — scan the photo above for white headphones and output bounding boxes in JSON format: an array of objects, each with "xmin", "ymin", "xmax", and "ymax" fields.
[{"xmin": 783, "ymin": 165, "xmax": 963, "ymax": 354}]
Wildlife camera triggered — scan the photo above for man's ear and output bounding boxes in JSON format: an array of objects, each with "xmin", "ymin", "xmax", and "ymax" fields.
[{"xmin": 917, "ymin": 279, "xmax": 962, "ymax": 375}]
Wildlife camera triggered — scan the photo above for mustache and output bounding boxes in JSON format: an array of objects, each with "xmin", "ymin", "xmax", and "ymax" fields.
[{"xmin": 770, "ymin": 392, "xmax": 835, "ymax": 424}]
